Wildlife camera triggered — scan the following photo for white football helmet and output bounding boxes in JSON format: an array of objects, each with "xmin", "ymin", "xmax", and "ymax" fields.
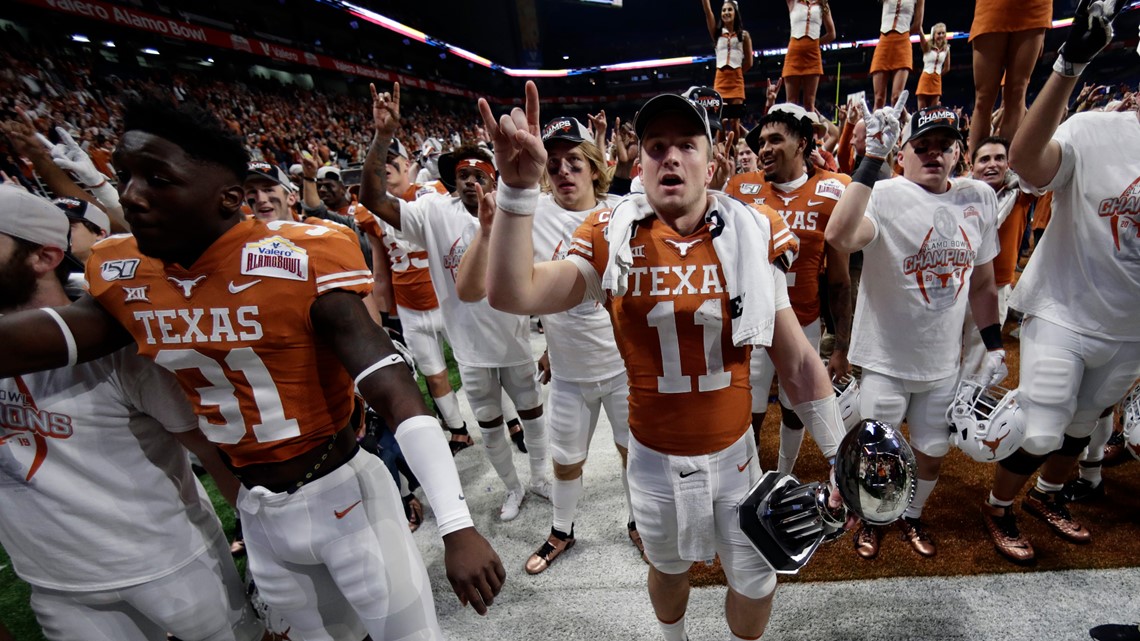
[
  {"xmin": 833, "ymin": 372, "xmax": 862, "ymax": 430},
  {"xmin": 1123, "ymin": 382, "xmax": 1140, "ymax": 462},
  {"xmin": 947, "ymin": 380, "xmax": 1026, "ymax": 463}
]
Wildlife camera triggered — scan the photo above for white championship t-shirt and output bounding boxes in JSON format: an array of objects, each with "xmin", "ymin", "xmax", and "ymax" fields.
[
  {"xmin": 850, "ymin": 176, "xmax": 1000, "ymax": 381},
  {"xmin": 1009, "ymin": 111, "xmax": 1140, "ymax": 341},
  {"xmin": 0, "ymin": 348, "xmax": 215, "ymax": 591},
  {"xmin": 532, "ymin": 193, "xmax": 625, "ymax": 383},
  {"xmin": 399, "ymin": 193, "xmax": 533, "ymax": 368}
]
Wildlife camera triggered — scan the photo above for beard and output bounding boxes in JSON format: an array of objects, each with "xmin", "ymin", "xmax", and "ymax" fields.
[{"xmin": 0, "ymin": 250, "xmax": 39, "ymax": 311}]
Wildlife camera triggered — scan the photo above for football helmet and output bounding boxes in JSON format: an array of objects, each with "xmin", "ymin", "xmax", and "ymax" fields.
[
  {"xmin": 947, "ymin": 380, "xmax": 1025, "ymax": 462},
  {"xmin": 832, "ymin": 371, "xmax": 862, "ymax": 430},
  {"xmin": 1123, "ymin": 382, "xmax": 1140, "ymax": 462}
]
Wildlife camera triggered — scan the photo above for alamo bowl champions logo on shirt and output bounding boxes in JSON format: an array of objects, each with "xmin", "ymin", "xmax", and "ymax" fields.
[
  {"xmin": 903, "ymin": 207, "xmax": 976, "ymax": 310},
  {"xmin": 1100, "ymin": 175, "xmax": 1140, "ymax": 261}
]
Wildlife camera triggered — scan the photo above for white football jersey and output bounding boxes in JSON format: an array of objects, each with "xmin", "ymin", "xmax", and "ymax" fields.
[
  {"xmin": 399, "ymin": 193, "xmax": 533, "ymax": 367},
  {"xmin": 532, "ymin": 193, "xmax": 625, "ymax": 383},
  {"xmin": 850, "ymin": 176, "xmax": 1000, "ymax": 381},
  {"xmin": 1009, "ymin": 111, "xmax": 1140, "ymax": 340},
  {"xmin": 0, "ymin": 348, "xmax": 215, "ymax": 591}
]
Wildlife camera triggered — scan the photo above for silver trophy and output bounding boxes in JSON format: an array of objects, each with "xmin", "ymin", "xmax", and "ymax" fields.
[{"xmin": 738, "ymin": 419, "xmax": 917, "ymax": 573}]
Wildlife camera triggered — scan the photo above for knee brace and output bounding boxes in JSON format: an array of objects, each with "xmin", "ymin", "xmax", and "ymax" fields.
[
  {"xmin": 999, "ymin": 448, "xmax": 1048, "ymax": 476},
  {"xmin": 1057, "ymin": 434, "xmax": 1092, "ymax": 457},
  {"xmin": 779, "ymin": 403, "xmax": 804, "ymax": 431}
]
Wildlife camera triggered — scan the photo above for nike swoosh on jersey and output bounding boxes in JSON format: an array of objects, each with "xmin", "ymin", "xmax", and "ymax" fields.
[
  {"xmin": 228, "ymin": 279, "xmax": 262, "ymax": 294},
  {"xmin": 807, "ymin": 200, "xmax": 825, "ymax": 206},
  {"xmin": 334, "ymin": 500, "xmax": 362, "ymax": 519},
  {"xmin": 737, "ymin": 456, "xmax": 754, "ymax": 472}
]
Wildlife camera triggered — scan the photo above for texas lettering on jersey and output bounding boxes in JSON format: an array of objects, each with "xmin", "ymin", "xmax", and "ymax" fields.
[{"xmin": 86, "ymin": 219, "xmax": 373, "ymax": 467}]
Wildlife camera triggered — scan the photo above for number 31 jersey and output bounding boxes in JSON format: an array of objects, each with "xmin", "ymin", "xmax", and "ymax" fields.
[
  {"xmin": 87, "ymin": 219, "xmax": 374, "ymax": 467},
  {"xmin": 569, "ymin": 207, "xmax": 794, "ymax": 456}
]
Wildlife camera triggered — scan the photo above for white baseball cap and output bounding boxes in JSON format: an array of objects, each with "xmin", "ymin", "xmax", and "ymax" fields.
[
  {"xmin": 0, "ymin": 184, "xmax": 71, "ymax": 249},
  {"xmin": 316, "ymin": 166, "xmax": 342, "ymax": 182}
]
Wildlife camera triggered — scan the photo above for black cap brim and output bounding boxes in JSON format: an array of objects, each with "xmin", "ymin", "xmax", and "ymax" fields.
[{"xmin": 634, "ymin": 94, "xmax": 714, "ymax": 143}]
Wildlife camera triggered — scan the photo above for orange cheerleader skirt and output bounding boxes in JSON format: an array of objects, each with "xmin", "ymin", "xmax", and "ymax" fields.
[
  {"xmin": 782, "ymin": 37, "xmax": 823, "ymax": 77},
  {"xmin": 714, "ymin": 66, "xmax": 746, "ymax": 101},
  {"xmin": 916, "ymin": 71, "xmax": 942, "ymax": 96},
  {"xmin": 971, "ymin": 0, "xmax": 1052, "ymax": 40},
  {"xmin": 870, "ymin": 31, "xmax": 913, "ymax": 74}
]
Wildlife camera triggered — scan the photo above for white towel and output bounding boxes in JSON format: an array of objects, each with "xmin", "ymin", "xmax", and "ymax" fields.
[
  {"xmin": 600, "ymin": 191, "xmax": 777, "ymax": 347},
  {"xmin": 669, "ymin": 454, "xmax": 716, "ymax": 563}
]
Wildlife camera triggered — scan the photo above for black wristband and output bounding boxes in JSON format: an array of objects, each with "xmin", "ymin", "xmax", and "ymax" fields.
[
  {"xmin": 852, "ymin": 157, "xmax": 885, "ymax": 188},
  {"xmin": 980, "ymin": 323, "xmax": 1003, "ymax": 351}
]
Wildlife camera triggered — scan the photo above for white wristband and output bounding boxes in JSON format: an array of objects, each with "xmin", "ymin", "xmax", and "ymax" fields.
[
  {"xmin": 495, "ymin": 179, "xmax": 539, "ymax": 216},
  {"xmin": 1053, "ymin": 56, "xmax": 1087, "ymax": 78},
  {"xmin": 41, "ymin": 308, "xmax": 77, "ymax": 366},
  {"xmin": 794, "ymin": 395, "xmax": 846, "ymax": 461},
  {"xmin": 394, "ymin": 415, "xmax": 474, "ymax": 537}
]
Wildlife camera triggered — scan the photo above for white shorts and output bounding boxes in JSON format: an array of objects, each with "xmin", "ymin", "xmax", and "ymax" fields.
[
  {"xmin": 1016, "ymin": 316, "xmax": 1140, "ymax": 455},
  {"xmin": 398, "ymin": 305, "xmax": 448, "ymax": 378},
  {"xmin": 859, "ymin": 369, "xmax": 958, "ymax": 457},
  {"xmin": 30, "ymin": 543, "xmax": 262, "ymax": 641},
  {"xmin": 548, "ymin": 371, "xmax": 630, "ymax": 465},
  {"xmin": 458, "ymin": 362, "xmax": 542, "ymax": 423},
  {"xmin": 750, "ymin": 317, "xmax": 822, "ymax": 412},
  {"xmin": 238, "ymin": 450, "xmax": 440, "ymax": 641},
  {"xmin": 627, "ymin": 430, "xmax": 777, "ymax": 600}
]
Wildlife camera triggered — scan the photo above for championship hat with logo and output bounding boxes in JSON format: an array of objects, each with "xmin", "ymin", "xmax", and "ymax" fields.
[
  {"xmin": 541, "ymin": 117, "xmax": 592, "ymax": 147},
  {"xmin": 52, "ymin": 196, "xmax": 111, "ymax": 235},
  {"xmin": 902, "ymin": 106, "xmax": 964, "ymax": 146},
  {"xmin": 682, "ymin": 86, "xmax": 724, "ymax": 132}
]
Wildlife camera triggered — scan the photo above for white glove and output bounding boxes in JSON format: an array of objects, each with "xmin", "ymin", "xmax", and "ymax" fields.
[
  {"xmin": 45, "ymin": 127, "xmax": 107, "ymax": 187},
  {"xmin": 973, "ymin": 349, "xmax": 1008, "ymax": 388},
  {"xmin": 860, "ymin": 91, "xmax": 908, "ymax": 160}
]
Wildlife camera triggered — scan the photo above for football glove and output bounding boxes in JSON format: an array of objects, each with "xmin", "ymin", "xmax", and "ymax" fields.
[{"xmin": 1054, "ymin": 0, "xmax": 1126, "ymax": 77}]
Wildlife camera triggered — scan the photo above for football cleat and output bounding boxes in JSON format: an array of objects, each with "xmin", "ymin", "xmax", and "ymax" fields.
[
  {"xmin": 854, "ymin": 523, "xmax": 882, "ymax": 560},
  {"xmin": 947, "ymin": 380, "xmax": 1025, "ymax": 462},
  {"xmin": 500, "ymin": 489, "xmax": 525, "ymax": 522},
  {"xmin": 1023, "ymin": 488, "xmax": 1091, "ymax": 543},
  {"xmin": 981, "ymin": 503, "xmax": 1035, "ymax": 564},
  {"xmin": 1060, "ymin": 477, "xmax": 1105, "ymax": 503},
  {"xmin": 897, "ymin": 517, "xmax": 936, "ymax": 557},
  {"xmin": 525, "ymin": 527, "xmax": 576, "ymax": 574}
]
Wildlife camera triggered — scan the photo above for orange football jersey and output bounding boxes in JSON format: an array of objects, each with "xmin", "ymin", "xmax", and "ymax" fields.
[
  {"xmin": 727, "ymin": 170, "xmax": 850, "ymax": 325},
  {"xmin": 354, "ymin": 194, "xmax": 440, "ymax": 312},
  {"xmin": 87, "ymin": 219, "xmax": 374, "ymax": 467},
  {"xmin": 570, "ymin": 207, "xmax": 788, "ymax": 456}
]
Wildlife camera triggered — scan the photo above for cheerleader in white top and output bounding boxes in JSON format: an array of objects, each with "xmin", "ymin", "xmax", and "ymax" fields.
[
  {"xmin": 782, "ymin": 0, "xmax": 836, "ymax": 112},
  {"xmin": 916, "ymin": 22, "xmax": 950, "ymax": 108},
  {"xmin": 702, "ymin": 0, "xmax": 752, "ymax": 133}
]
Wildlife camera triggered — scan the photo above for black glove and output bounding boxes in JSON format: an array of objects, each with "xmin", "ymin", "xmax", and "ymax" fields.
[{"xmin": 1055, "ymin": 0, "xmax": 1126, "ymax": 76}]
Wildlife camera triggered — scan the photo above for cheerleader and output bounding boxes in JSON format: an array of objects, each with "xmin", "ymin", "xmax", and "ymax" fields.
[
  {"xmin": 782, "ymin": 0, "xmax": 836, "ymax": 112},
  {"xmin": 870, "ymin": 0, "xmax": 925, "ymax": 109},
  {"xmin": 702, "ymin": 0, "xmax": 753, "ymax": 132},
  {"xmin": 916, "ymin": 22, "xmax": 950, "ymax": 108},
  {"xmin": 967, "ymin": 0, "xmax": 1051, "ymax": 155}
]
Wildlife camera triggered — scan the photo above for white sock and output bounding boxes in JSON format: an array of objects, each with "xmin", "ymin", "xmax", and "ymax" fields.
[
  {"xmin": 432, "ymin": 391, "xmax": 465, "ymax": 431},
  {"xmin": 1035, "ymin": 478, "xmax": 1064, "ymax": 494},
  {"xmin": 988, "ymin": 492, "xmax": 1013, "ymax": 508},
  {"xmin": 776, "ymin": 423, "xmax": 805, "ymax": 475},
  {"xmin": 480, "ymin": 424, "xmax": 522, "ymax": 492},
  {"xmin": 552, "ymin": 476, "xmax": 583, "ymax": 533},
  {"xmin": 902, "ymin": 478, "xmax": 937, "ymax": 520},
  {"xmin": 1078, "ymin": 463, "xmax": 1103, "ymax": 486},
  {"xmin": 521, "ymin": 416, "xmax": 550, "ymax": 483},
  {"xmin": 658, "ymin": 615, "xmax": 687, "ymax": 641}
]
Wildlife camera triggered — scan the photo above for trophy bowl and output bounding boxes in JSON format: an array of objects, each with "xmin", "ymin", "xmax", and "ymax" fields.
[{"xmin": 834, "ymin": 419, "xmax": 919, "ymax": 526}]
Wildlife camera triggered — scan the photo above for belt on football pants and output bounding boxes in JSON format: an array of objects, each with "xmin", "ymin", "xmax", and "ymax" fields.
[{"xmin": 231, "ymin": 424, "xmax": 361, "ymax": 494}]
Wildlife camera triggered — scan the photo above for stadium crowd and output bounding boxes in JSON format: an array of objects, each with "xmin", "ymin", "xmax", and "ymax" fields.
[{"xmin": 1, "ymin": 0, "xmax": 1139, "ymax": 640}]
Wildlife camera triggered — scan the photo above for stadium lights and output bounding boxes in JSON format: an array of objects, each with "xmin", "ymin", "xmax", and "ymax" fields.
[
  {"xmin": 70, "ymin": 34, "xmax": 90, "ymax": 43},
  {"xmin": 312, "ymin": 0, "xmax": 1140, "ymax": 79},
  {"xmin": 102, "ymin": 40, "xmax": 115, "ymax": 48},
  {"xmin": 142, "ymin": 48, "xmax": 159, "ymax": 55}
]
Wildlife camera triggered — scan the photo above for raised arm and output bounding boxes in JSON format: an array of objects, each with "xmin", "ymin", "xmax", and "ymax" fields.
[
  {"xmin": 455, "ymin": 185, "xmax": 494, "ymax": 302},
  {"xmin": 479, "ymin": 82, "xmax": 589, "ymax": 316},
  {"xmin": 0, "ymin": 294, "xmax": 133, "ymax": 378},
  {"xmin": 701, "ymin": 0, "xmax": 717, "ymax": 40},
  {"xmin": 912, "ymin": 0, "xmax": 925, "ymax": 35},
  {"xmin": 359, "ymin": 83, "xmax": 405, "ymax": 230}
]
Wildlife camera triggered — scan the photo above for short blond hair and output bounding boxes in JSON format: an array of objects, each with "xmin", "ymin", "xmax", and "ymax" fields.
[{"xmin": 541, "ymin": 140, "xmax": 612, "ymax": 200}]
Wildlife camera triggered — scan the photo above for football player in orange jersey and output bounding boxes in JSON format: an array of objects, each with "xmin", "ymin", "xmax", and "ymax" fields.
[
  {"xmin": 726, "ymin": 103, "xmax": 854, "ymax": 476},
  {"xmin": 0, "ymin": 97, "xmax": 505, "ymax": 641},
  {"xmin": 471, "ymin": 80, "xmax": 847, "ymax": 641}
]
